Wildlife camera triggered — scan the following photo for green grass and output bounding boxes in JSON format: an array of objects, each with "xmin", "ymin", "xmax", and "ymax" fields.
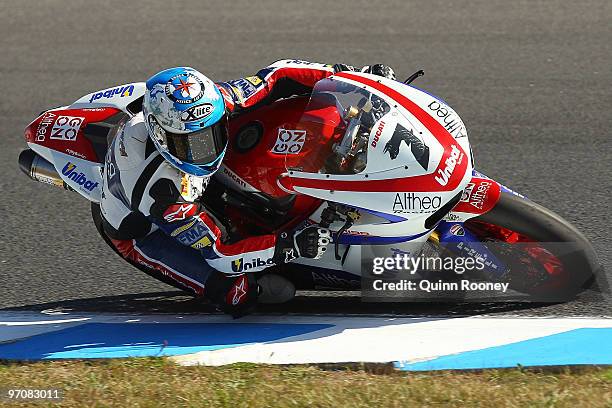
[{"xmin": 0, "ymin": 359, "xmax": 610, "ymax": 407}]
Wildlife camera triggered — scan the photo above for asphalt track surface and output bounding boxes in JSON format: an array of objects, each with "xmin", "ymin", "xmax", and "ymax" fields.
[{"xmin": 0, "ymin": 0, "xmax": 610, "ymax": 316}]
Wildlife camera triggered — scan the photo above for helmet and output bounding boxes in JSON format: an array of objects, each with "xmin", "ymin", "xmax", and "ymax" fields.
[{"xmin": 142, "ymin": 67, "xmax": 228, "ymax": 177}]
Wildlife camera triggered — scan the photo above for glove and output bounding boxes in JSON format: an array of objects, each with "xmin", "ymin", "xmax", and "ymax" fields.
[
  {"xmin": 334, "ymin": 63, "xmax": 396, "ymax": 80},
  {"xmin": 361, "ymin": 64, "xmax": 396, "ymax": 80},
  {"xmin": 333, "ymin": 63, "xmax": 358, "ymax": 73},
  {"xmin": 274, "ymin": 225, "xmax": 331, "ymax": 263}
]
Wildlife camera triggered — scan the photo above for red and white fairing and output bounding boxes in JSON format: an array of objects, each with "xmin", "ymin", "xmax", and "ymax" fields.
[
  {"xmin": 213, "ymin": 72, "xmax": 496, "ymax": 275},
  {"xmin": 277, "ymin": 73, "xmax": 473, "ymax": 240},
  {"xmin": 444, "ymin": 175, "xmax": 502, "ymax": 222},
  {"xmin": 22, "ymin": 73, "xmax": 499, "ymax": 278},
  {"xmin": 24, "ymin": 83, "xmax": 145, "ymax": 201}
]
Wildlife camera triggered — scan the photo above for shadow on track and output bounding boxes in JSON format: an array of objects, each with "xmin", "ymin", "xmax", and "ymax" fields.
[{"xmin": 1, "ymin": 291, "xmax": 562, "ymax": 317}]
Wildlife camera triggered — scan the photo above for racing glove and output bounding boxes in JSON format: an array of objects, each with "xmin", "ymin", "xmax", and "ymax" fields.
[
  {"xmin": 333, "ymin": 63, "xmax": 396, "ymax": 80},
  {"xmin": 361, "ymin": 64, "xmax": 396, "ymax": 80},
  {"xmin": 333, "ymin": 63, "xmax": 358, "ymax": 73},
  {"xmin": 274, "ymin": 225, "xmax": 332, "ymax": 263}
]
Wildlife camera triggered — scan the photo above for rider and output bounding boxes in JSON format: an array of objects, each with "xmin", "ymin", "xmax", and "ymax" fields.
[{"xmin": 100, "ymin": 59, "xmax": 396, "ymax": 316}]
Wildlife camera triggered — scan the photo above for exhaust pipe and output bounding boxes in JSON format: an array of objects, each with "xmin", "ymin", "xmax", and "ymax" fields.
[{"xmin": 18, "ymin": 149, "xmax": 73, "ymax": 191}]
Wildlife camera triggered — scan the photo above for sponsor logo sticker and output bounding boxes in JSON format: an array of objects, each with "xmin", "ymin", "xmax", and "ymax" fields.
[
  {"xmin": 393, "ymin": 193, "xmax": 442, "ymax": 214},
  {"xmin": 166, "ymin": 73, "xmax": 205, "ymax": 105},
  {"xmin": 65, "ymin": 148, "xmax": 86, "ymax": 159},
  {"xmin": 427, "ymin": 100, "xmax": 467, "ymax": 139},
  {"xmin": 89, "ymin": 84, "xmax": 135, "ymax": 103},
  {"xmin": 449, "ymin": 224, "xmax": 465, "ymax": 236},
  {"xmin": 50, "ymin": 116, "xmax": 84, "ymax": 141},
  {"xmin": 176, "ymin": 223, "xmax": 208, "ymax": 246},
  {"xmin": 271, "ymin": 128, "xmax": 306, "ymax": 154},
  {"xmin": 163, "ymin": 203, "xmax": 197, "ymax": 222},
  {"xmin": 191, "ymin": 236, "xmax": 212, "ymax": 249},
  {"xmin": 35, "ymin": 112, "xmax": 57, "ymax": 141},
  {"xmin": 245, "ymin": 76, "xmax": 263, "ymax": 86},
  {"xmin": 284, "ymin": 249, "xmax": 298, "ymax": 263},
  {"xmin": 180, "ymin": 103, "xmax": 214, "ymax": 122},
  {"xmin": 371, "ymin": 120, "xmax": 385, "ymax": 148},
  {"xmin": 226, "ymin": 77, "xmax": 264, "ymax": 100},
  {"xmin": 444, "ymin": 212, "xmax": 462, "ymax": 222},
  {"xmin": 435, "ymin": 144, "xmax": 464, "ymax": 186},
  {"xmin": 231, "ymin": 257, "xmax": 274, "ymax": 273},
  {"xmin": 460, "ymin": 181, "xmax": 492, "ymax": 209},
  {"xmin": 61, "ymin": 162, "xmax": 99, "ymax": 192},
  {"xmin": 227, "ymin": 275, "xmax": 249, "ymax": 306},
  {"xmin": 170, "ymin": 220, "xmax": 198, "ymax": 237},
  {"xmin": 221, "ymin": 167, "xmax": 249, "ymax": 189}
]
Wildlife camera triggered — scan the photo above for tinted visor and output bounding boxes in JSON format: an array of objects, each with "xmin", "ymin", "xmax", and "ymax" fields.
[{"xmin": 166, "ymin": 115, "xmax": 228, "ymax": 165}]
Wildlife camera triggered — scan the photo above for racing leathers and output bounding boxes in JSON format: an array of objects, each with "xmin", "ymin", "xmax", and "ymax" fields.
[{"xmin": 100, "ymin": 59, "xmax": 393, "ymax": 315}]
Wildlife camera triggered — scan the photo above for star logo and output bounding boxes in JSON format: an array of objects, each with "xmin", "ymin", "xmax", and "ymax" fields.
[
  {"xmin": 284, "ymin": 249, "xmax": 298, "ymax": 263},
  {"xmin": 165, "ymin": 73, "xmax": 205, "ymax": 104},
  {"xmin": 163, "ymin": 203, "xmax": 195, "ymax": 222},
  {"xmin": 230, "ymin": 275, "xmax": 248, "ymax": 306},
  {"xmin": 174, "ymin": 77, "xmax": 195, "ymax": 97}
]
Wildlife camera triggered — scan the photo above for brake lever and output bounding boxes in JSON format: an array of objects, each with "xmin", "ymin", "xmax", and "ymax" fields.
[
  {"xmin": 404, "ymin": 70, "xmax": 425, "ymax": 85},
  {"xmin": 334, "ymin": 210, "xmax": 361, "ymax": 260}
]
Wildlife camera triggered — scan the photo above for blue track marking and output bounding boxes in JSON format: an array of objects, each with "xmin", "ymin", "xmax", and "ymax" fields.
[
  {"xmin": 395, "ymin": 328, "xmax": 612, "ymax": 371},
  {"xmin": 0, "ymin": 322, "xmax": 332, "ymax": 360}
]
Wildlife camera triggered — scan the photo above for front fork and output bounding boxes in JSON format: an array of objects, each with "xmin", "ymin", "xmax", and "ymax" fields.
[
  {"xmin": 427, "ymin": 168, "xmax": 528, "ymax": 279},
  {"xmin": 430, "ymin": 221, "xmax": 507, "ymax": 280}
]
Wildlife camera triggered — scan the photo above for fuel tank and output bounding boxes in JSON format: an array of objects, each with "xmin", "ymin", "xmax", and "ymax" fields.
[{"xmin": 218, "ymin": 96, "xmax": 311, "ymax": 198}]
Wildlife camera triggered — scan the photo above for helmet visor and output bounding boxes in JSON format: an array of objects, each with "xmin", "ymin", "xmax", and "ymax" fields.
[{"xmin": 166, "ymin": 116, "xmax": 228, "ymax": 166}]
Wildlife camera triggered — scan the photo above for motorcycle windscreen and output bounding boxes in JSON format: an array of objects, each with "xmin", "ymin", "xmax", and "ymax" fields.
[{"xmin": 284, "ymin": 77, "xmax": 390, "ymax": 175}]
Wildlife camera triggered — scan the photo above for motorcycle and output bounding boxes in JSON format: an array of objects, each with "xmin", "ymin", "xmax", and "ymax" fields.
[{"xmin": 19, "ymin": 71, "xmax": 600, "ymax": 302}]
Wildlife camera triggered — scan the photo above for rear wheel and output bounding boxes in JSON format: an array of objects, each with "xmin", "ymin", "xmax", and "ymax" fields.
[
  {"xmin": 90, "ymin": 202, "xmax": 191, "ymax": 293},
  {"xmin": 466, "ymin": 192, "xmax": 599, "ymax": 301}
]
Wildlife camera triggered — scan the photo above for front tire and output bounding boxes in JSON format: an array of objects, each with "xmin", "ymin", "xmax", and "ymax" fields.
[{"xmin": 466, "ymin": 192, "xmax": 600, "ymax": 301}]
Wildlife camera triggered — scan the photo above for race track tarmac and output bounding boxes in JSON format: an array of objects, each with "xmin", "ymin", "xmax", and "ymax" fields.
[{"xmin": 0, "ymin": 0, "xmax": 609, "ymax": 316}]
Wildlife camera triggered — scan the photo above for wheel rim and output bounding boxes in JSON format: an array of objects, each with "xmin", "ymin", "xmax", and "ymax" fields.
[{"xmin": 465, "ymin": 220, "xmax": 569, "ymax": 293}]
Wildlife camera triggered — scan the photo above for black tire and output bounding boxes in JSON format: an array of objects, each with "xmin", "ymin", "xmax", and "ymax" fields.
[
  {"xmin": 467, "ymin": 192, "xmax": 601, "ymax": 301},
  {"xmin": 90, "ymin": 202, "xmax": 194, "ymax": 294}
]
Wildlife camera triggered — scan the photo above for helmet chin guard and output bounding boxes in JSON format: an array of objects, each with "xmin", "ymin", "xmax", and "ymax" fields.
[{"xmin": 143, "ymin": 67, "xmax": 227, "ymax": 177}]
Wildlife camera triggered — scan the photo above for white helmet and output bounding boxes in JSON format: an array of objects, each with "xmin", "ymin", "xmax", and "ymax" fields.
[{"xmin": 142, "ymin": 67, "xmax": 228, "ymax": 178}]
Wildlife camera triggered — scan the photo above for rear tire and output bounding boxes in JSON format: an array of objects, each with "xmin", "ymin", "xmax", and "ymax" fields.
[{"xmin": 90, "ymin": 202, "xmax": 192, "ymax": 293}]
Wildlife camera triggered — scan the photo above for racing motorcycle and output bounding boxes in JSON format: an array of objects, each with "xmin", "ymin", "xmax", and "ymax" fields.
[{"xmin": 19, "ymin": 70, "xmax": 600, "ymax": 302}]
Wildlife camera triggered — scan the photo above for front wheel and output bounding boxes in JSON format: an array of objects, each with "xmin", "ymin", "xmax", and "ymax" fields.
[{"xmin": 465, "ymin": 192, "xmax": 600, "ymax": 301}]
